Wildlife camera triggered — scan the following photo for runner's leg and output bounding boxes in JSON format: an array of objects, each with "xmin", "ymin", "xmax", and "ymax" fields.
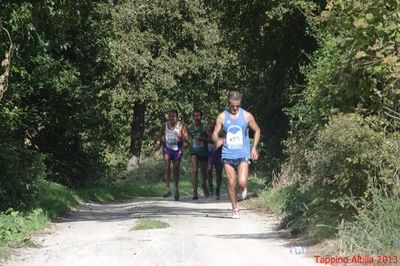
[
  {"xmin": 172, "ymin": 158, "xmax": 181, "ymax": 200},
  {"xmin": 215, "ymin": 160, "xmax": 223, "ymax": 199},
  {"xmin": 237, "ymin": 161, "xmax": 249, "ymax": 200},
  {"xmin": 163, "ymin": 153, "xmax": 172, "ymax": 197},
  {"xmin": 199, "ymin": 158, "xmax": 209, "ymax": 197},
  {"xmin": 206, "ymin": 157, "xmax": 213, "ymax": 194},
  {"xmin": 191, "ymin": 155, "xmax": 199, "ymax": 199},
  {"xmin": 224, "ymin": 163, "xmax": 238, "ymax": 210}
]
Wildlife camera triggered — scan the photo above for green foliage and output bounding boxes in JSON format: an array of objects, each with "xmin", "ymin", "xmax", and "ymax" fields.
[
  {"xmin": 109, "ymin": 0, "xmax": 229, "ymax": 159},
  {"xmin": 124, "ymin": 157, "xmax": 166, "ymax": 184},
  {"xmin": 308, "ymin": 113, "xmax": 400, "ymax": 208},
  {"xmin": 259, "ymin": 185, "xmax": 345, "ymax": 242},
  {"xmin": 0, "ymin": 0, "xmax": 398, "ymax": 257},
  {"xmin": 324, "ymin": 0, "xmax": 400, "ymax": 106},
  {"xmin": 121, "ymin": 156, "xmax": 199, "ymax": 196},
  {"xmin": 35, "ymin": 179, "xmax": 81, "ymax": 218},
  {"xmin": 287, "ymin": 36, "xmax": 342, "ymax": 129},
  {"xmin": 280, "ymin": 130, "xmax": 316, "ymax": 186},
  {"xmin": 289, "ymin": 0, "xmax": 400, "ymax": 129},
  {"xmin": 279, "ymin": 0, "xmax": 400, "ymax": 251},
  {"xmin": 0, "ymin": 139, "xmax": 45, "ymax": 210},
  {"xmin": 258, "ymin": 186, "xmax": 298, "ymax": 214},
  {"xmin": 0, "ymin": 1, "xmax": 123, "ymax": 191},
  {"xmin": 204, "ymin": 0, "xmax": 320, "ymax": 173},
  {"xmin": 0, "ymin": 208, "xmax": 48, "ymax": 256},
  {"xmin": 0, "ymin": 209, "xmax": 47, "ymax": 243},
  {"xmin": 274, "ymin": 113, "xmax": 400, "ymax": 244}
]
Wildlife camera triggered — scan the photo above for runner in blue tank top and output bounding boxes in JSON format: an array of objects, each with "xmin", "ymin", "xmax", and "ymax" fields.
[
  {"xmin": 212, "ymin": 91, "xmax": 261, "ymax": 219},
  {"xmin": 221, "ymin": 108, "xmax": 250, "ymax": 159}
]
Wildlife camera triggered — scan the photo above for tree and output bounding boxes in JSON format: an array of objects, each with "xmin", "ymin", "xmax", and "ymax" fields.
[
  {"xmin": 0, "ymin": 1, "xmax": 118, "ymax": 188},
  {"xmin": 109, "ymin": 0, "xmax": 229, "ymax": 170}
]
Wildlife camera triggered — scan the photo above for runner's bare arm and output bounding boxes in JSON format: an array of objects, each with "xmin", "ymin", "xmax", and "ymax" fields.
[
  {"xmin": 181, "ymin": 124, "xmax": 190, "ymax": 147},
  {"xmin": 154, "ymin": 125, "xmax": 165, "ymax": 151},
  {"xmin": 202, "ymin": 133, "xmax": 214, "ymax": 143},
  {"xmin": 195, "ymin": 122, "xmax": 212, "ymax": 143},
  {"xmin": 246, "ymin": 112, "xmax": 261, "ymax": 160},
  {"xmin": 212, "ymin": 112, "xmax": 224, "ymax": 148}
]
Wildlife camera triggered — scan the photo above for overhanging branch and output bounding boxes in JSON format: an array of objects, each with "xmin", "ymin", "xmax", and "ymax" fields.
[
  {"xmin": 0, "ymin": 22, "xmax": 13, "ymax": 101},
  {"xmin": 383, "ymin": 106, "xmax": 400, "ymax": 121}
]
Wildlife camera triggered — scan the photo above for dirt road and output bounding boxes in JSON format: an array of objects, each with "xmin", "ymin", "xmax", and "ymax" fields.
[{"xmin": 5, "ymin": 195, "xmax": 316, "ymax": 266}]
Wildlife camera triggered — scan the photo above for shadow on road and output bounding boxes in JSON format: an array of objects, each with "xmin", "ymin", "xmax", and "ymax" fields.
[
  {"xmin": 56, "ymin": 196, "xmax": 238, "ymax": 223},
  {"xmin": 53, "ymin": 196, "xmax": 289, "ymax": 243}
]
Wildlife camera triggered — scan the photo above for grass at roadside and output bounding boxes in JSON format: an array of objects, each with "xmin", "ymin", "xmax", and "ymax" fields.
[
  {"xmin": 0, "ymin": 209, "xmax": 48, "ymax": 258},
  {"xmin": 132, "ymin": 218, "xmax": 170, "ymax": 230},
  {"xmin": 256, "ymin": 185, "xmax": 400, "ymax": 257},
  {"xmin": 256, "ymin": 186, "xmax": 347, "ymax": 243},
  {"xmin": 338, "ymin": 195, "xmax": 400, "ymax": 255}
]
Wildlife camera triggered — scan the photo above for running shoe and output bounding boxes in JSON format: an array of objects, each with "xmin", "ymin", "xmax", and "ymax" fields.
[
  {"xmin": 174, "ymin": 189, "xmax": 179, "ymax": 201},
  {"xmin": 231, "ymin": 209, "xmax": 240, "ymax": 219},
  {"xmin": 202, "ymin": 185, "xmax": 209, "ymax": 198},
  {"xmin": 192, "ymin": 191, "xmax": 198, "ymax": 200},
  {"xmin": 215, "ymin": 190, "xmax": 220, "ymax": 200},
  {"xmin": 163, "ymin": 190, "xmax": 171, "ymax": 198}
]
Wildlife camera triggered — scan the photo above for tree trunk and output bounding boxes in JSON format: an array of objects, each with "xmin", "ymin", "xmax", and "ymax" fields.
[{"xmin": 127, "ymin": 102, "xmax": 146, "ymax": 171}]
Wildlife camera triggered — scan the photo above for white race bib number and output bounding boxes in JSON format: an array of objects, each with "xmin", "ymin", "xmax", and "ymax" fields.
[{"xmin": 226, "ymin": 125, "xmax": 243, "ymax": 149}]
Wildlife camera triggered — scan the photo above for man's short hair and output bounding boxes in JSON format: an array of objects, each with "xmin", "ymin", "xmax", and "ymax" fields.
[
  {"xmin": 228, "ymin": 91, "xmax": 242, "ymax": 102},
  {"xmin": 192, "ymin": 109, "xmax": 203, "ymax": 116},
  {"xmin": 169, "ymin": 109, "xmax": 178, "ymax": 116}
]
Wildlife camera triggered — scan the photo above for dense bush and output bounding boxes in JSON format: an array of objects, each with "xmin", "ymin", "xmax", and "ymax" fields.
[
  {"xmin": 271, "ymin": 113, "xmax": 399, "ymax": 242},
  {"xmin": 0, "ymin": 140, "xmax": 45, "ymax": 211},
  {"xmin": 308, "ymin": 113, "xmax": 400, "ymax": 208}
]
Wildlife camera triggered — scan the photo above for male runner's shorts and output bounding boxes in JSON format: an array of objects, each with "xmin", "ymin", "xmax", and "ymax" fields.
[
  {"xmin": 191, "ymin": 154, "xmax": 208, "ymax": 162},
  {"xmin": 163, "ymin": 146, "xmax": 183, "ymax": 161},
  {"xmin": 222, "ymin": 158, "xmax": 250, "ymax": 170}
]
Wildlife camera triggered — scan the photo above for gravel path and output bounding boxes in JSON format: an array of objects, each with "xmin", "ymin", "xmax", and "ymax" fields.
[{"xmin": 5, "ymin": 195, "xmax": 316, "ymax": 266}]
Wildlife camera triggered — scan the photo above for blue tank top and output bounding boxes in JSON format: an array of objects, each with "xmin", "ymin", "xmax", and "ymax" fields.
[{"xmin": 222, "ymin": 108, "xmax": 250, "ymax": 159}]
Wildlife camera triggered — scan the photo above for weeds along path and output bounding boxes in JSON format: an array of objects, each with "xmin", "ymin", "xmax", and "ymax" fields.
[{"xmin": 6, "ymin": 195, "xmax": 315, "ymax": 266}]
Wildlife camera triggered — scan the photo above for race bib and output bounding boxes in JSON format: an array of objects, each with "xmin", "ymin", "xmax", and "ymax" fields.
[
  {"xmin": 192, "ymin": 135, "xmax": 204, "ymax": 150},
  {"xmin": 226, "ymin": 125, "xmax": 243, "ymax": 149}
]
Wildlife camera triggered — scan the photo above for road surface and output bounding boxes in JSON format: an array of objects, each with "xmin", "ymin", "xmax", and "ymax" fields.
[{"xmin": 5, "ymin": 195, "xmax": 316, "ymax": 266}]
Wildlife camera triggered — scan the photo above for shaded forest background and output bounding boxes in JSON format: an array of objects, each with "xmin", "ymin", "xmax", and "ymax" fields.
[{"xmin": 1, "ymin": 0, "xmax": 399, "ymax": 254}]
